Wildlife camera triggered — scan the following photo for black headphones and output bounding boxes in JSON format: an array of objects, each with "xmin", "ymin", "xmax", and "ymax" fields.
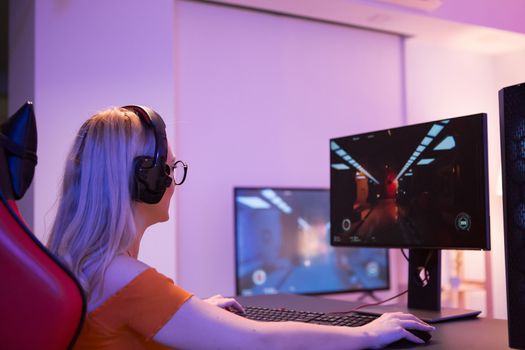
[{"xmin": 122, "ymin": 105, "xmax": 172, "ymax": 204}]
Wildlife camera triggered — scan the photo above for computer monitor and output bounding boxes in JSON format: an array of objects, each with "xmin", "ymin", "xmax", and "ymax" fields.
[
  {"xmin": 234, "ymin": 187, "xmax": 390, "ymax": 296},
  {"xmin": 330, "ymin": 113, "xmax": 490, "ymax": 322}
]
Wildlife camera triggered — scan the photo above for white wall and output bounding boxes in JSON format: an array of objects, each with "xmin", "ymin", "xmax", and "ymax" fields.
[
  {"xmin": 174, "ymin": 1, "xmax": 404, "ymax": 297},
  {"xmin": 31, "ymin": 0, "xmax": 177, "ymax": 279},
  {"xmin": 493, "ymin": 49, "xmax": 525, "ymax": 89}
]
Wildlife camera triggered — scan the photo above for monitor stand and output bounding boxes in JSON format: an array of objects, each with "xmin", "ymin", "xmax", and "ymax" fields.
[{"xmin": 357, "ymin": 249, "xmax": 481, "ymax": 323}]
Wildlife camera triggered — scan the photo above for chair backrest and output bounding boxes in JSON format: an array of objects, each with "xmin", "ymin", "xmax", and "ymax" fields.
[{"xmin": 0, "ymin": 102, "xmax": 85, "ymax": 350}]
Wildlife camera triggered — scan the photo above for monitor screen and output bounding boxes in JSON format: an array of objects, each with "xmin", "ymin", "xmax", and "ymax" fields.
[
  {"xmin": 234, "ymin": 187, "xmax": 390, "ymax": 296},
  {"xmin": 330, "ymin": 114, "xmax": 490, "ymax": 250}
]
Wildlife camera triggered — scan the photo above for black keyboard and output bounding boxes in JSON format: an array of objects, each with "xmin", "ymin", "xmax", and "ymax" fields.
[{"xmin": 239, "ymin": 305, "xmax": 379, "ymax": 327}]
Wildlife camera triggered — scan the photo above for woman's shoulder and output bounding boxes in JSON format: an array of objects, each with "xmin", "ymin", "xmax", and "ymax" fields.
[
  {"xmin": 88, "ymin": 256, "xmax": 151, "ymax": 312},
  {"xmin": 106, "ymin": 255, "xmax": 151, "ymax": 285}
]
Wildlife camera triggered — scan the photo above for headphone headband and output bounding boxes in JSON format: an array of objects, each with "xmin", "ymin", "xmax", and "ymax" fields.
[{"xmin": 122, "ymin": 105, "xmax": 167, "ymax": 165}]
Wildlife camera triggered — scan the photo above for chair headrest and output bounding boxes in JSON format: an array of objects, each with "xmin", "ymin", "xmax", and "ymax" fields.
[{"xmin": 0, "ymin": 102, "xmax": 38, "ymax": 200}]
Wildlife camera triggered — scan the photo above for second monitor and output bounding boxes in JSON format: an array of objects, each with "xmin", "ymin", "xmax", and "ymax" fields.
[{"xmin": 235, "ymin": 187, "xmax": 389, "ymax": 296}]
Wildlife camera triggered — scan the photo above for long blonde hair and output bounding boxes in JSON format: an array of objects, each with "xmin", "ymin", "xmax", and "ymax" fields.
[{"xmin": 47, "ymin": 107, "xmax": 154, "ymax": 300}]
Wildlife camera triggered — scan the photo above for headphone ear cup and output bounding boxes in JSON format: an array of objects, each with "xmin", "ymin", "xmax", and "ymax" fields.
[
  {"xmin": 132, "ymin": 156, "xmax": 170, "ymax": 204},
  {"xmin": 132, "ymin": 156, "xmax": 154, "ymax": 203}
]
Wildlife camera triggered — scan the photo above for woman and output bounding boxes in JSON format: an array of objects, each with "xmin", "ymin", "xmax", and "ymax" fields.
[{"xmin": 47, "ymin": 106, "xmax": 434, "ymax": 349}]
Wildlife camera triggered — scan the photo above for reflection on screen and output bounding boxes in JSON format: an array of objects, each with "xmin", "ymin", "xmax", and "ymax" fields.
[{"xmin": 235, "ymin": 188, "xmax": 389, "ymax": 296}]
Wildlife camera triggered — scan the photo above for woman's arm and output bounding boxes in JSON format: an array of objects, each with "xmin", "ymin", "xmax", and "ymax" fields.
[{"xmin": 153, "ymin": 296, "xmax": 434, "ymax": 350}]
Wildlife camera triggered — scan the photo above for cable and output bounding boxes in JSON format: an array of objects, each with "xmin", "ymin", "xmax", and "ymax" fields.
[
  {"xmin": 415, "ymin": 250, "xmax": 434, "ymax": 287},
  {"xmin": 401, "ymin": 248, "xmax": 409, "ymax": 262},
  {"xmin": 328, "ymin": 250, "xmax": 436, "ymax": 316},
  {"xmin": 328, "ymin": 289, "xmax": 408, "ymax": 315}
]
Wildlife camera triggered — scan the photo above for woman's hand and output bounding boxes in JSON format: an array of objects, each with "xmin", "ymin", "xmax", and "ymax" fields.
[
  {"xmin": 203, "ymin": 294, "xmax": 245, "ymax": 313},
  {"xmin": 360, "ymin": 312, "xmax": 435, "ymax": 349}
]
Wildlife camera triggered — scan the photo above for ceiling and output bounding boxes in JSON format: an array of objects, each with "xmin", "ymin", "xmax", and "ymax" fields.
[{"xmin": 209, "ymin": 0, "xmax": 525, "ymax": 55}]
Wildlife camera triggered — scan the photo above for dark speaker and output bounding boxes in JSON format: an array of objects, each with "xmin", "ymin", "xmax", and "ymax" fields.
[{"xmin": 500, "ymin": 82, "xmax": 525, "ymax": 349}]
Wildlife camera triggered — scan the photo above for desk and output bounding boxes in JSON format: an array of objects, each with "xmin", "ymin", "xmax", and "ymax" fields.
[{"xmin": 236, "ymin": 294, "xmax": 510, "ymax": 349}]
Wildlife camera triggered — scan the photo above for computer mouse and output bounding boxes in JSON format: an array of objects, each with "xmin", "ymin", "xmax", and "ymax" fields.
[{"xmin": 387, "ymin": 329, "xmax": 432, "ymax": 348}]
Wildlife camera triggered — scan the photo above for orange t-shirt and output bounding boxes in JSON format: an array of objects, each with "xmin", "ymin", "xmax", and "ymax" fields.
[{"xmin": 73, "ymin": 268, "xmax": 192, "ymax": 350}]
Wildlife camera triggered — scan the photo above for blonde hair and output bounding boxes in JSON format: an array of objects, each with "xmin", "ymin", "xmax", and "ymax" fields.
[{"xmin": 47, "ymin": 107, "xmax": 154, "ymax": 300}]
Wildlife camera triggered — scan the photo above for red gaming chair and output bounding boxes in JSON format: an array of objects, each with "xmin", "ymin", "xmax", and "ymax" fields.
[{"xmin": 0, "ymin": 102, "xmax": 85, "ymax": 349}]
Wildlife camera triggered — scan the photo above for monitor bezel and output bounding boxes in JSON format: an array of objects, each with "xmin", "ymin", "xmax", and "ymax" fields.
[
  {"xmin": 233, "ymin": 186, "xmax": 391, "ymax": 296},
  {"xmin": 329, "ymin": 113, "xmax": 491, "ymax": 251}
]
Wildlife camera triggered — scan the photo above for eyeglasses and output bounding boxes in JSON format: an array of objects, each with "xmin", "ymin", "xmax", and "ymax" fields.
[{"xmin": 165, "ymin": 160, "xmax": 188, "ymax": 186}]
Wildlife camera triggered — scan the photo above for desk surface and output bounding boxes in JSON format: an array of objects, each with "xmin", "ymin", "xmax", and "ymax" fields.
[{"xmin": 235, "ymin": 294, "xmax": 510, "ymax": 350}]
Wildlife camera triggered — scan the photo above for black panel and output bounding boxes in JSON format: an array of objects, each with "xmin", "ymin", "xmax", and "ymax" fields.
[{"xmin": 499, "ymin": 82, "xmax": 525, "ymax": 349}]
